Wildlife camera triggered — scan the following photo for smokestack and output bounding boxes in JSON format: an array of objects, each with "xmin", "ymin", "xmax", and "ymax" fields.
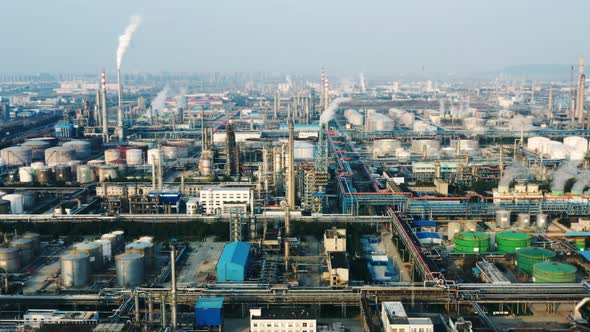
[
  {"xmin": 116, "ymin": 68, "xmax": 124, "ymax": 142},
  {"xmin": 101, "ymin": 70, "xmax": 109, "ymax": 143},
  {"xmin": 578, "ymin": 57, "xmax": 586, "ymax": 126},
  {"xmin": 548, "ymin": 82, "xmax": 554, "ymax": 120},
  {"xmin": 288, "ymin": 120, "xmax": 296, "ymax": 209},
  {"xmin": 170, "ymin": 245, "xmax": 177, "ymax": 331},
  {"xmin": 323, "ymin": 71, "xmax": 330, "ymax": 112}
]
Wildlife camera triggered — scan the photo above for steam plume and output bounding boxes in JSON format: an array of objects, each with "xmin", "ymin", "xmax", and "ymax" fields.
[
  {"xmin": 320, "ymin": 97, "xmax": 351, "ymax": 124},
  {"xmin": 551, "ymin": 159, "xmax": 582, "ymax": 192},
  {"xmin": 151, "ymin": 86, "xmax": 170, "ymax": 112},
  {"xmin": 572, "ymin": 170, "xmax": 590, "ymax": 193},
  {"xmin": 499, "ymin": 164, "xmax": 528, "ymax": 186},
  {"xmin": 116, "ymin": 15, "xmax": 142, "ymax": 69}
]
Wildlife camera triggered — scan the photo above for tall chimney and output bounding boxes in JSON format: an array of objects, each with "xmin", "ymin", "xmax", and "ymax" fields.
[
  {"xmin": 578, "ymin": 57, "xmax": 586, "ymax": 125},
  {"xmin": 116, "ymin": 68, "xmax": 125, "ymax": 142},
  {"xmin": 548, "ymin": 82, "xmax": 553, "ymax": 120},
  {"xmin": 288, "ymin": 120, "xmax": 296, "ymax": 209},
  {"xmin": 101, "ymin": 69, "xmax": 109, "ymax": 143}
]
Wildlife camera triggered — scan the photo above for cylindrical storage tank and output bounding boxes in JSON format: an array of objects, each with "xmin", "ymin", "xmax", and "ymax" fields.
[
  {"xmin": 62, "ymin": 140, "xmax": 92, "ymax": 159},
  {"xmin": 35, "ymin": 166, "xmax": 53, "ymax": 184},
  {"xmin": 0, "ymin": 199, "xmax": 10, "ymax": 214},
  {"xmin": 564, "ymin": 136, "xmax": 588, "ymax": 153},
  {"xmin": 575, "ymin": 238, "xmax": 586, "ymax": 250},
  {"xmin": 54, "ymin": 165, "xmax": 73, "ymax": 183},
  {"xmin": 3, "ymin": 194, "xmax": 24, "ymax": 214},
  {"xmin": 30, "ymin": 162, "xmax": 45, "ymax": 172},
  {"xmin": 496, "ymin": 209, "xmax": 511, "ymax": 228},
  {"xmin": 293, "ymin": 141, "xmax": 315, "ymax": 160},
  {"xmin": 126, "ymin": 241, "xmax": 154, "ymax": 270},
  {"xmin": 98, "ymin": 165, "xmax": 118, "ymax": 182},
  {"xmin": 366, "ymin": 113, "xmax": 395, "ymax": 131},
  {"xmin": 100, "ymin": 233, "xmax": 120, "ymax": 254},
  {"xmin": 147, "ymin": 149, "xmax": 161, "ymax": 165},
  {"xmin": 536, "ymin": 214, "xmax": 549, "ymax": 230},
  {"xmin": 22, "ymin": 232, "xmax": 41, "ymax": 254},
  {"xmin": 73, "ymin": 242, "xmax": 103, "ymax": 272},
  {"xmin": 87, "ymin": 159, "xmax": 105, "ymax": 167},
  {"xmin": 517, "ymin": 213, "xmax": 531, "ymax": 229},
  {"xmin": 515, "ymin": 247, "xmax": 556, "ymax": 275},
  {"xmin": 60, "ymin": 252, "xmax": 89, "ymax": 288},
  {"xmin": 0, "ymin": 247, "xmax": 20, "ymax": 273},
  {"xmin": 104, "ymin": 149, "xmax": 121, "ymax": 164},
  {"xmin": 28, "ymin": 136, "xmax": 58, "ymax": 147},
  {"xmin": 0, "ymin": 146, "xmax": 33, "ymax": 166},
  {"xmin": 20, "ymin": 191, "xmax": 35, "ymax": 211},
  {"xmin": 21, "ymin": 140, "xmax": 49, "ymax": 160},
  {"xmin": 94, "ymin": 239, "xmax": 112, "ymax": 262},
  {"xmin": 496, "ymin": 231, "xmax": 531, "ymax": 253},
  {"xmin": 447, "ymin": 222, "xmax": 462, "ymax": 241},
  {"xmin": 162, "ymin": 145, "xmax": 189, "ymax": 160},
  {"xmin": 112, "ymin": 230, "xmax": 125, "ymax": 247},
  {"xmin": 533, "ymin": 262, "xmax": 577, "ymax": 283},
  {"xmin": 411, "ymin": 140, "xmax": 441, "ymax": 154},
  {"xmin": 453, "ymin": 232, "xmax": 490, "ymax": 253},
  {"xmin": 18, "ymin": 166, "xmax": 34, "ymax": 183},
  {"xmin": 116, "ymin": 253, "xmax": 144, "ymax": 287},
  {"xmin": 373, "ymin": 139, "xmax": 402, "ymax": 157},
  {"xmin": 449, "ymin": 139, "xmax": 479, "ymax": 152},
  {"xmin": 10, "ymin": 238, "xmax": 34, "ymax": 264},
  {"xmin": 125, "ymin": 149, "xmax": 143, "ymax": 165},
  {"xmin": 76, "ymin": 165, "xmax": 95, "ymax": 184},
  {"xmin": 44, "ymin": 147, "xmax": 75, "ymax": 167},
  {"xmin": 344, "ymin": 109, "xmax": 363, "ymax": 126}
]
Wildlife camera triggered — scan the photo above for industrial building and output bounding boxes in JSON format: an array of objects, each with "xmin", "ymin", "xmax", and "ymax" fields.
[
  {"xmin": 380, "ymin": 302, "xmax": 433, "ymax": 332},
  {"xmin": 216, "ymin": 241, "xmax": 251, "ymax": 282},
  {"xmin": 250, "ymin": 308, "xmax": 317, "ymax": 332}
]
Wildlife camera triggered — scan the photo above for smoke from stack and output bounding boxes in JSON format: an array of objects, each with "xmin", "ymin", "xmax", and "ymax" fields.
[
  {"xmin": 320, "ymin": 97, "xmax": 351, "ymax": 124},
  {"xmin": 572, "ymin": 170, "xmax": 590, "ymax": 193},
  {"xmin": 551, "ymin": 159, "xmax": 582, "ymax": 193},
  {"xmin": 116, "ymin": 15, "xmax": 142, "ymax": 70},
  {"xmin": 499, "ymin": 164, "xmax": 528, "ymax": 186},
  {"xmin": 151, "ymin": 86, "xmax": 170, "ymax": 113}
]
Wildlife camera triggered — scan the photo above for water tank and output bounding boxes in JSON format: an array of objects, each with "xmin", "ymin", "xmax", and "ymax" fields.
[
  {"xmin": 116, "ymin": 253, "xmax": 145, "ymax": 287},
  {"xmin": 45, "ymin": 147, "xmax": 75, "ymax": 167},
  {"xmin": 76, "ymin": 165, "xmax": 95, "ymax": 184},
  {"xmin": 54, "ymin": 165, "xmax": 73, "ymax": 183},
  {"xmin": 0, "ymin": 199, "xmax": 10, "ymax": 214},
  {"xmin": 105, "ymin": 149, "xmax": 121, "ymax": 164},
  {"xmin": 373, "ymin": 139, "xmax": 401, "ymax": 157},
  {"xmin": 98, "ymin": 165, "xmax": 118, "ymax": 182},
  {"xmin": 533, "ymin": 262, "xmax": 577, "ymax": 283},
  {"xmin": 453, "ymin": 231, "xmax": 490, "ymax": 253},
  {"xmin": 60, "ymin": 252, "xmax": 89, "ymax": 288},
  {"xmin": 3, "ymin": 194, "xmax": 24, "ymax": 214},
  {"xmin": 517, "ymin": 213, "xmax": 531, "ymax": 229},
  {"xmin": 126, "ymin": 241, "xmax": 154, "ymax": 270},
  {"xmin": 10, "ymin": 238, "xmax": 34, "ymax": 264},
  {"xmin": 18, "ymin": 166, "xmax": 34, "ymax": 183},
  {"xmin": 495, "ymin": 209, "xmax": 511, "ymax": 228},
  {"xmin": 94, "ymin": 239, "xmax": 112, "ymax": 262},
  {"xmin": 0, "ymin": 146, "xmax": 32, "ymax": 166},
  {"xmin": 74, "ymin": 242, "xmax": 103, "ymax": 272},
  {"xmin": 21, "ymin": 140, "xmax": 49, "ymax": 160},
  {"xmin": 536, "ymin": 213, "xmax": 549, "ymax": 230},
  {"xmin": 495, "ymin": 231, "xmax": 531, "ymax": 253},
  {"xmin": 62, "ymin": 140, "xmax": 92, "ymax": 159},
  {"xmin": 447, "ymin": 222, "xmax": 462, "ymax": 241},
  {"xmin": 22, "ymin": 232, "xmax": 41, "ymax": 254},
  {"xmin": 126, "ymin": 149, "xmax": 143, "ymax": 166},
  {"xmin": 0, "ymin": 247, "xmax": 20, "ymax": 273},
  {"xmin": 35, "ymin": 166, "xmax": 53, "ymax": 184},
  {"xmin": 515, "ymin": 247, "xmax": 556, "ymax": 275}
]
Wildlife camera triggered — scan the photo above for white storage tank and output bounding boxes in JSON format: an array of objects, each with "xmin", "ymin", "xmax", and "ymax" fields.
[
  {"xmin": 366, "ymin": 113, "xmax": 394, "ymax": 131},
  {"xmin": 3, "ymin": 194, "xmax": 24, "ymax": 214},
  {"xmin": 62, "ymin": 140, "xmax": 92, "ymax": 159},
  {"xmin": 60, "ymin": 252, "xmax": 89, "ymax": 288},
  {"xmin": 517, "ymin": 213, "xmax": 531, "ymax": 229},
  {"xmin": 22, "ymin": 232, "xmax": 41, "ymax": 254},
  {"xmin": 536, "ymin": 213, "xmax": 549, "ymax": 229},
  {"xmin": 527, "ymin": 136, "xmax": 551, "ymax": 154},
  {"xmin": 411, "ymin": 140, "xmax": 441, "ymax": 155},
  {"xmin": 45, "ymin": 147, "xmax": 75, "ymax": 167},
  {"xmin": 373, "ymin": 139, "xmax": 401, "ymax": 157},
  {"xmin": 496, "ymin": 209, "xmax": 511, "ymax": 228},
  {"xmin": 116, "ymin": 253, "xmax": 145, "ymax": 288},
  {"xmin": 104, "ymin": 149, "xmax": 121, "ymax": 164},
  {"xmin": 73, "ymin": 242, "xmax": 103, "ymax": 272},
  {"xmin": 147, "ymin": 149, "xmax": 161, "ymax": 165},
  {"xmin": 98, "ymin": 165, "xmax": 118, "ymax": 182},
  {"xmin": 450, "ymin": 139, "xmax": 479, "ymax": 152},
  {"xmin": 162, "ymin": 145, "xmax": 189, "ymax": 160},
  {"xmin": 76, "ymin": 165, "xmax": 95, "ymax": 184},
  {"xmin": 1, "ymin": 146, "xmax": 32, "ymax": 166},
  {"xmin": 21, "ymin": 140, "xmax": 49, "ymax": 160},
  {"xmin": 0, "ymin": 247, "xmax": 20, "ymax": 273},
  {"xmin": 126, "ymin": 241, "xmax": 154, "ymax": 270},
  {"xmin": 20, "ymin": 191, "xmax": 35, "ymax": 211},
  {"xmin": 87, "ymin": 159, "xmax": 105, "ymax": 167},
  {"xmin": 94, "ymin": 239, "xmax": 112, "ymax": 262},
  {"xmin": 30, "ymin": 162, "xmax": 45, "ymax": 172},
  {"xmin": 344, "ymin": 109, "xmax": 363, "ymax": 126},
  {"xmin": 293, "ymin": 141, "xmax": 315, "ymax": 160},
  {"xmin": 18, "ymin": 166, "xmax": 34, "ymax": 183},
  {"xmin": 125, "ymin": 149, "xmax": 143, "ymax": 166},
  {"xmin": 10, "ymin": 238, "xmax": 34, "ymax": 264},
  {"xmin": 447, "ymin": 222, "xmax": 462, "ymax": 240}
]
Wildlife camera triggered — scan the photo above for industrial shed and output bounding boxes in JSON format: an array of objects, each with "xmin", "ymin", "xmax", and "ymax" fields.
[{"xmin": 216, "ymin": 241, "xmax": 251, "ymax": 282}]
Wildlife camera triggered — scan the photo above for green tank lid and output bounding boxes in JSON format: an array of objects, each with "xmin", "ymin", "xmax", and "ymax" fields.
[
  {"xmin": 515, "ymin": 247, "xmax": 556, "ymax": 275},
  {"xmin": 533, "ymin": 262, "xmax": 577, "ymax": 283},
  {"xmin": 454, "ymin": 231, "xmax": 490, "ymax": 253},
  {"xmin": 496, "ymin": 231, "xmax": 532, "ymax": 253}
]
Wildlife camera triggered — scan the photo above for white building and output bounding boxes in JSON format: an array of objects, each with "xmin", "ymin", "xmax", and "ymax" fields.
[
  {"xmin": 323, "ymin": 228, "xmax": 346, "ymax": 254},
  {"xmin": 250, "ymin": 308, "xmax": 316, "ymax": 332},
  {"xmin": 186, "ymin": 197, "xmax": 200, "ymax": 215},
  {"xmin": 24, "ymin": 309, "xmax": 98, "ymax": 328},
  {"xmin": 327, "ymin": 252, "xmax": 349, "ymax": 286},
  {"xmin": 381, "ymin": 302, "xmax": 433, "ymax": 332},
  {"xmin": 199, "ymin": 187, "xmax": 252, "ymax": 215}
]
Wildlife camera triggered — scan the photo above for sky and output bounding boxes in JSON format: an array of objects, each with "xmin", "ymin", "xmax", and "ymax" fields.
[{"xmin": 0, "ymin": 0, "xmax": 589, "ymax": 76}]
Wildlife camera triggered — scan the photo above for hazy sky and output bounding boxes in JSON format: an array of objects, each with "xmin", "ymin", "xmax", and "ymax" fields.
[{"xmin": 1, "ymin": 0, "xmax": 589, "ymax": 76}]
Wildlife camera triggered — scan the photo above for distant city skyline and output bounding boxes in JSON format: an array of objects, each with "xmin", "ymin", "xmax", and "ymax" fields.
[{"xmin": 0, "ymin": 0, "xmax": 589, "ymax": 77}]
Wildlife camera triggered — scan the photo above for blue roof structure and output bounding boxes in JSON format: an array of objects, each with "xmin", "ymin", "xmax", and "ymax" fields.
[
  {"xmin": 195, "ymin": 297, "xmax": 224, "ymax": 309},
  {"xmin": 416, "ymin": 232, "xmax": 441, "ymax": 239},
  {"xmin": 216, "ymin": 241, "xmax": 251, "ymax": 282},
  {"xmin": 412, "ymin": 220, "xmax": 437, "ymax": 227},
  {"xmin": 565, "ymin": 232, "xmax": 590, "ymax": 237}
]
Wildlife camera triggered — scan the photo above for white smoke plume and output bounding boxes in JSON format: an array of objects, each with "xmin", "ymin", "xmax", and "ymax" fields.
[
  {"xmin": 175, "ymin": 86, "xmax": 188, "ymax": 109},
  {"xmin": 572, "ymin": 170, "xmax": 590, "ymax": 193},
  {"xmin": 320, "ymin": 97, "xmax": 351, "ymax": 124},
  {"xmin": 151, "ymin": 86, "xmax": 170, "ymax": 112},
  {"xmin": 551, "ymin": 159, "xmax": 582, "ymax": 193},
  {"xmin": 116, "ymin": 15, "xmax": 142, "ymax": 69},
  {"xmin": 499, "ymin": 164, "xmax": 528, "ymax": 186}
]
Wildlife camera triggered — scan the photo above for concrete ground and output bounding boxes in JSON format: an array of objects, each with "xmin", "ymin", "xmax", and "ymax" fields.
[
  {"xmin": 22, "ymin": 245, "xmax": 65, "ymax": 294},
  {"xmin": 297, "ymin": 235, "xmax": 322, "ymax": 287},
  {"xmin": 177, "ymin": 237, "xmax": 225, "ymax": 285},
  {"xmin": 380, "ymin": 229, "xmax": 411, "ymax": 282}
]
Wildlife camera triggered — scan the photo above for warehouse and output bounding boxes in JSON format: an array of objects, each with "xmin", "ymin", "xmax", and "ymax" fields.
[
  {"xmin": 216, "ymin": 241, "xmax": 251, "ymax": 282},
  {"xmin": 194, "ymin": 297, "xmax": 224, "ymax": 328}
]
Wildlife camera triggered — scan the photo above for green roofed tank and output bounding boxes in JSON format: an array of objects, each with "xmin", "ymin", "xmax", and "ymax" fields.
[
  {"xmin": 533, "ymin": 262, "xmax": 577, "ymax": 283},
  {"xmin": 495, "ymin": 231, "xmax": 531, "ymax": 253},
  {"xmin": 515, "ymin": 247, "xmax": 556, "ymax": 275},
  {"xmin": 453, "ymin": 231, "xmax": 490, "ymax": 253}
]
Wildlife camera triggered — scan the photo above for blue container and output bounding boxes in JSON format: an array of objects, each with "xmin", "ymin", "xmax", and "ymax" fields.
[
  {"xmin": 195, "ymin": 297, "xmax": 224, "ymax": 326},
  {"xmin": 216, "ymin": 241, "xmax": 250, "ymax": 282}
]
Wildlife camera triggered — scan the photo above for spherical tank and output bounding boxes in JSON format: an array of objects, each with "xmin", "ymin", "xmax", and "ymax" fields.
[
  {"xmin": 22, "ymin": 232, "xmax": 41, "ymax": 254},
  {"xmin": 62, "ymin": 140, "xmax": 92, "ymax": 159},
  {"xmin": 515, "ymin": 247, "xmax": 556, "ymax": 275},
  {"xmin": 74, "ymin": 242, "xmax": 103, "ymax": 272},
  {"xmin": 453, "ymin": 231, "xmax": 490, "ymax": 253},
  {"xmin": 18, "ymin": 166, "xmax": 34, "ymax": 183},
  {"xmin": 21, "ymin": 140, "xmax": 49, "ymax": 160},
  {"xmin": 44, "ymin": 147, "xmax": 75, "ymax": 167},
  {"xmin": 105, "ymin": 149, "xmax": 121, "ymax": 164},
  {"xmin": 495, "ymin": 231, "xmax": 531, "ymax": 253},
  {"xmin": 10, "ymin": 238, "xmax": 34, "ymax": 264},
  {"xmin": 76, "ymin": 165, "xmax": 95, "ymax": 184},
  {"xmin": 54, "ymin": 165, "xmax": 73, "ymax": 183},
  {"xmin": 536, "ymin": 213, "xmax": 549, "ymax": 229},
  {"xmin": 0, "ymin": 247, "xmax": 20, "ymax": 273},
  {"xmin": 116, "ymin": 253, "xmax": 145, "ymax": 288},
  {"xmin": 35, "ymin": 166, "xmax": 53, "ymax": 184},
  {"xmin": 125, "ymin": 241, "xmax": 154, "ymax": 270},
  {"xmin": 0, "ymin": 199, "xmax": 10, "ymax": 214},
  {"xmin": 0, "ymin": 146, "xmax": 33, "ymax": 166},
  {"xmin": 3, "ymin": 194, "xmax": 24, "ymax": 214},
  {"xmin": 533, "ymin": 262, "xmax": 577, "ymax": 283},
  {"xmin": 60, "ymin": 252, "xmax": 89, "ymax": 288},
  {"xmin": 495, "ymin": 209, "xmax": 511, "ymax": 228},
  {"xmin": 125, "ymin": 149, "xmax": 143, "ymax": 165},
  {"xmin": 98, "ymin": 165, "xmax": 118, "ymax": 182},
  {"xmin": 517, "ymin": 213, "xmax": 531, "ymax": 229}
]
